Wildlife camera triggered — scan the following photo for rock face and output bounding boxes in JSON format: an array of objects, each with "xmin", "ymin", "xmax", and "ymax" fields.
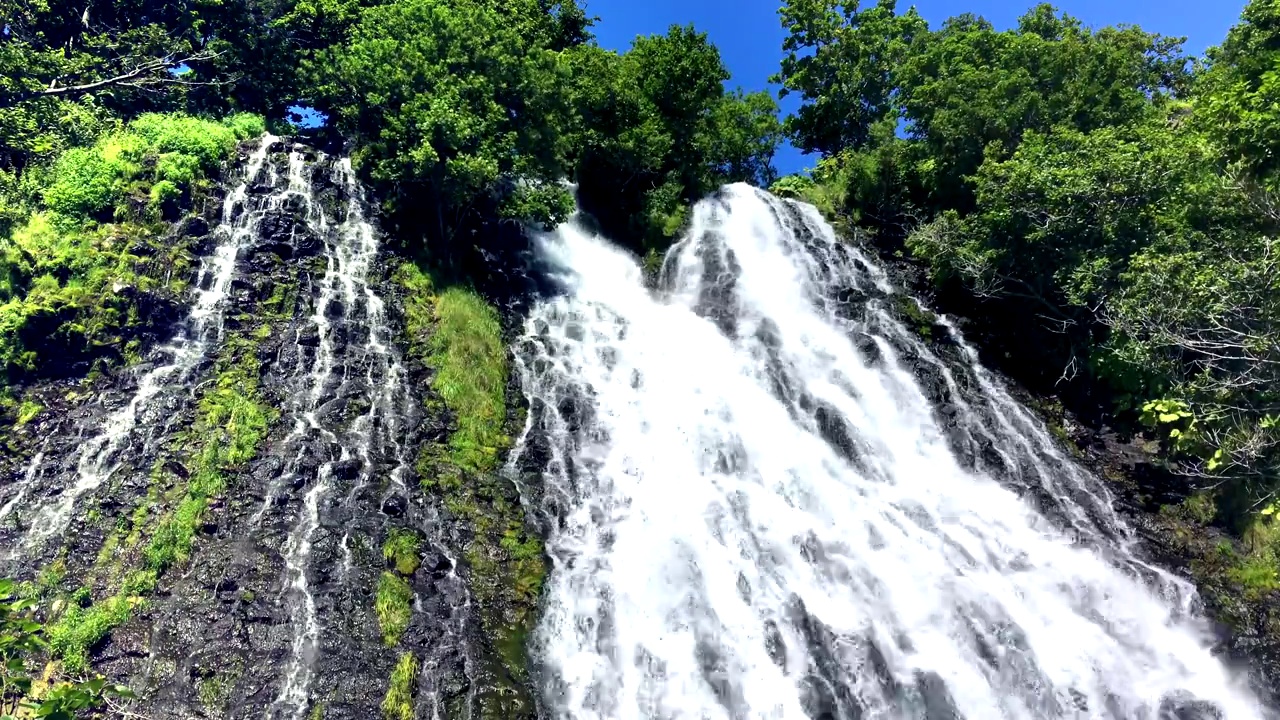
[{"xmin": 0, "ymin": 138, "xmax": 495, "ymax": 719}]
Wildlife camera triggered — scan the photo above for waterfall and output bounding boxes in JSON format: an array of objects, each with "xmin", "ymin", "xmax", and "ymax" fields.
[
  {"xmin": 511, "ymin": 185, "xmax": 1266, "ymax": 720},
  {"xmin": 264, "ymin": 150, "xmax": 465, "ymax": 720},
  {"xmin": 6, "ymin": 135, "xmax": 277, "ymax": 555}
]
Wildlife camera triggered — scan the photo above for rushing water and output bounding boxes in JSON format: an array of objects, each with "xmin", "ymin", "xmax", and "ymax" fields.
[
  {"xmin": 8, "ymin": 135, "xmax": 276, "ymax": 554},
  {"xmin": 511, "ymin": 185, "xmax": 1267, "ymax": 720}
]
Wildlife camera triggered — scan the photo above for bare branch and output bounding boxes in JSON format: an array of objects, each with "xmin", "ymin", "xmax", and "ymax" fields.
[{"xmin": 2, "ymin": 49, "xmax": 224, "ymax": 109}]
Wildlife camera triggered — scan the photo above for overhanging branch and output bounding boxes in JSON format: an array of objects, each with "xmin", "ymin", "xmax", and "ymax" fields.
[{"xmin": 1, "ymin": 49, "xmax": 225, "ymax": 109}]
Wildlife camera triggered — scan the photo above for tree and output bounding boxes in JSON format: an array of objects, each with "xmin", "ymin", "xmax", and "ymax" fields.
[
  {"xmin": 775, "ymin": 0, "xmax": 926, "ymax": 156},
  {"xmin": 1104, "ymin": 194, "xmax": 1280, "ymax": 520},
  {"xmin": 0, "ymin": 0, "xmax": 304, "ymax": 180},
  {"xmin": 1195, "ymin": 0, "xmax": 1280, "ymax": 186},
  {"xmin": 569, "ymin": 25, "xmax": 780, "ymax": 253},
  {"xmin": 309, "ymin": 0, "xmax": 588, "ymax": 246},
  {"xmin": 896, "ymin": 5, "xmax": 1189, "ymax": 211},
  {"xmin": 776, "ymin": 2, "xmax": 1192, "ymax": 217}
]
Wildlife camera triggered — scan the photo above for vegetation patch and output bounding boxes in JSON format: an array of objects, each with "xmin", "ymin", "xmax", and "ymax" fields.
[
  {"xmin": 0, "ymin": 113, "xmax": 264, "ymax": 382},
  {"xmin": 45, "ymin": 593, "xmax": 138, "ymax": 673},
  {"xmin": 14, "ymin": 399, "xmax": 41, "ymax": 426},
  {"xmin": 425, "ymin": 286, "xmax": 508, "ymax": 478},
  {"xmin": 33, "ymin": 326, "xmax": 276, "ymax": 682},
  {"xmin": 375, "ymin": 572, "xmax": 413, "ymax": 647},
  {"xmin": 381, "ymin": 652, "xmax": 418, "ymax": 720},
  {"xmin": 396, "ymin": 262, "xmax": 547, "ymax": 716},
  {"xmin": 0, "ymin": 580, "xmax": 130, "ymax": 716},
  {"xmin": 383, "ymin": 529, "xmax": 422, "ymax": 576},
  {"xmin": 146, "ymin": 336, "xmax": 274, "ymax": 574}
]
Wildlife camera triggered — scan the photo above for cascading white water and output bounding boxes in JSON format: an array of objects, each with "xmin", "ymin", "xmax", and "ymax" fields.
[
  {"xmin": 11, "ymin": 135, "xmax": 277, "ymax": 553},
  {"xmin": 268, "ymin": 153, "xmax": 451, "ymax": 720},
  {"xmin": 511, "ymin": 185, "xmax": 1267, "ymax": 720}
]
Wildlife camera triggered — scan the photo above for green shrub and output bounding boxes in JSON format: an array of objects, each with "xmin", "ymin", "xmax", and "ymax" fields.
[
  {"xmin": 375, "ymin": 572, "xmax": 412, "ymax": 646},
  {"xmin": 43, "ymin": 144, "xmax": 134, "ymax": 220},
  {"xmin": 0, "ymin": 579, "xmax": 127, "ymax": 715},
  {"xmin": 156, "ymin": 152, "xmax": 202, "ymax": 186},
  {"xmin": 225, "ymin": 113, "xmax": 268, "ymax": 142},
  {"xmin": 42, "ymin": 112, "xmax": 261, "ymax": 225},
  {"xmin": 381, "ymin": 653, "xmax": 418, "ymax": 720},
  {"xmin": 128, "ymin": 114, "xmax": 242, "ymax": 173},
  {"xmin": 0, "ymin": 112, "xmax": 266, "ymax": 381}
]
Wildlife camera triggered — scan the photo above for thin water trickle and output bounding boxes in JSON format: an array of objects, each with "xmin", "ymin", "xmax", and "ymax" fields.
[
  {"xmin": 511, "ymin": 184, "xmax": 1267, "ymax": 720},
  {"xmin": 9, "ymin": 135, "xmax": 277, "ymax": 554},
  {"xmin": 0, "ymin": 449, "xmax": 46, "ymax": 523},
  {"xmin": 269, "ymin": 153, "xmax": 456, "ymax": 720}
]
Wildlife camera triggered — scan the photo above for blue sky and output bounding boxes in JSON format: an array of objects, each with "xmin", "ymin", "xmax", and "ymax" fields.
[{"xmin": 582, "ymin": 0, "xmax": 1248, "ymax": 176}]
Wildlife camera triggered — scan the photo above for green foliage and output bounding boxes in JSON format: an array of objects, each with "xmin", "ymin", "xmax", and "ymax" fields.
[
  {"xmin": 776, "ymin": 0, "xmax": 926, "ymax": 156},
  {"xmin": 309, "ymin": 0, "xmax": 583, "ymax": 239},
  {"xmin": 1195, "ymin": 0, "xmax": 1280, "ymax": 186},
  {"xmin": 381, "ymin": 653, "xmax": 418, "ymax": 720},
  {"xmin": 374, "ymin": 573, "xmax": 412, "ymax": 647},
  {"xmin": 778, "ymin": 1, "xmax": 1191, "ymax": 219},
  {"xmin": 0, "ymin": 113, "xmax": 262, "ymax": 382},
  {"xmin": 0, "ymin": 582, "xmax": 132, "ymax": 719},
  {"xmin": 42, "ymin": 113, "xmax": 259, "ymax": 222},
  {"xmin": 568, "ymin": 27, "xmax": 780, "ymax": 252},
  {"xmin": 382, "ymin": 529, "xmax": 422, "ymax": 576},
  {"xmin": 310, "ymin": 3, "xmax": 777, "ymax": 257},
  {"xmin": 45, "ymin": 594, "xmax": 136, "ymax": 674},
  {"xmin": 0, "ymin": 579, "xmax": 46, "ymax": 710},
  {"xmin": 0, "ymin": 579, "xmax": 129, "ymax": 718},
  {"xmin": 14, "ymin": 400, "xmax": 41, "ymax": 427}
]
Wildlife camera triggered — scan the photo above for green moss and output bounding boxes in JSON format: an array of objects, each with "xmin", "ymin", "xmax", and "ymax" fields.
[
  {"xmin": 375, "ymin": 572, "xmax": 412, "ymax": 647},
  {"xmin": 14, "ymin": 399, "xmax": 41, "ymax": 426},
  {"xmin": 46, "ymin": 593, "xmax": 139, "ymax": 673},
  {"xmin": 196, "ymin": 657, "xmax": 243, "ymax": 711},
  {"xmin": 146, "ymin": 338, "xmax": 274, "ymax": 573},
  {"xmin": 37, "ymin": 557, "xmax": 66, "ymax": 593},
  {"xmin": 383, "ymin": 529, "xmax": 421, "ymax": 576},
  {"xmin": 382, "ymin": 652, "xmax": 418, "ymax": 720}
]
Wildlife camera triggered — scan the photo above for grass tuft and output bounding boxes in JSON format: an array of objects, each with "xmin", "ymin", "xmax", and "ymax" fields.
[
  {"xmin": 375, "ymin": 572, "xmax": 413, "ymax": 647},
  {"xmin": 383, "ymin": 528, "xmax": 421, "ymax": 576},
  {"xmin": 428, "ymin": 287, "xmax": 508, "ymax": 476},
  {"xmin": 45, "ymin": 593, "xmax": 139, "ymax": 673},
  {"xmin": 381, "ymin": 652, "xmax": 419, "ymax": 720}
]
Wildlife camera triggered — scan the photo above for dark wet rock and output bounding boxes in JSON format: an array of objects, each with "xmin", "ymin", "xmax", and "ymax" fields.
[{"xmin": 381, "ymin": 493, "xmax": 407, "ymax": 517}]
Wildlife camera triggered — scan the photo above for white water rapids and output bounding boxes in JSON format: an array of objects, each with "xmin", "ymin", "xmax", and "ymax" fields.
[{"xmin": 512, "ymin": 185, "xmax": 1267, "ymax": 720}]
